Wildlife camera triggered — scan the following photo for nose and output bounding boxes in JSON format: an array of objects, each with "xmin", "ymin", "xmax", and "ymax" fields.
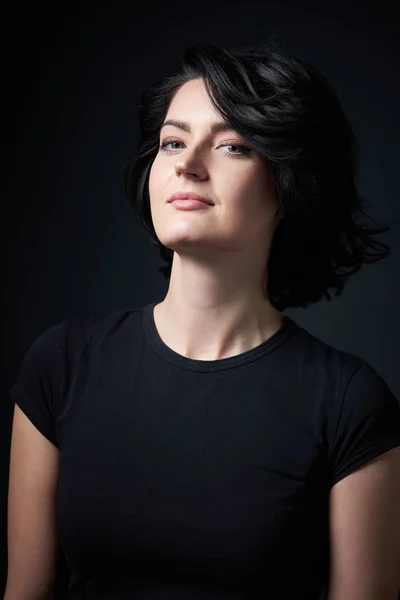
[{"xmin": 174, "ymin": 152, "xmax": 208, "ymax": 180}]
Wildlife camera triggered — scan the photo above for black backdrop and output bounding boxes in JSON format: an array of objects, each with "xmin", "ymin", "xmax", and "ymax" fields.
[{"xmin": 2, "ymin": 0, "xmax": 399, "ymax": 596}]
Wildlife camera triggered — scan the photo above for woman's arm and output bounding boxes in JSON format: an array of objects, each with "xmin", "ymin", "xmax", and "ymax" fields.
[
  {"xmin": 327, "ymin": 446, "xmax": 400, "ymax": 600},
  {"xmin": 4, "ymin": 405, "xmax": 60, "ymax": 600}
]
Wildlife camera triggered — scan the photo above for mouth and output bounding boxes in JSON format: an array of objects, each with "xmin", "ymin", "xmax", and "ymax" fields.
[{"xmin": 167, "ymin": 192, "xmax": 213, "ymax": 205}]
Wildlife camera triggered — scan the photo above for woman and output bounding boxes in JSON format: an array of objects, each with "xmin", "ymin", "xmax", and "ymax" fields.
[{"xmin": 6, "ymin": 42, "xmax": 400, "ymax": 599}]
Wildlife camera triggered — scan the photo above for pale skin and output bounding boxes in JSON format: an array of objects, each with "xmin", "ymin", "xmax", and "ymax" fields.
[
  {"xmin": 149, "ymin": 78, "xmax": 400, "ymax": 598},
  {"xmin": 148, "ymin": 77, "xmax": 285, "ymax": 362}
]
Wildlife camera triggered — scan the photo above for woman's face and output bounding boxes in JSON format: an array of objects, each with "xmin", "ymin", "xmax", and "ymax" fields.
[{"xmin": 148, "ymin": 78, "xmax": 282, "ymax": 257}]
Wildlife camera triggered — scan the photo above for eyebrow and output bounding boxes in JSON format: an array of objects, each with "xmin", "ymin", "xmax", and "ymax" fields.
[{"xmin": 161, "ymin": 119, "xmax": 234, "ymax": 135}]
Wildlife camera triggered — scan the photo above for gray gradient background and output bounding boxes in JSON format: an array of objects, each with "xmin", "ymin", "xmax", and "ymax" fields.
[{"xmin": 2, "ymin": 0, "xmax": 399, "ymax": 596}]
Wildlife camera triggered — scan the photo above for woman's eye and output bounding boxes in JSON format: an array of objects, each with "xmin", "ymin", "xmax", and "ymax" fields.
[
  {"xmin": 159, "ymin": 139, "xmax": 251, "ymax": 156},
  {"xmin": 160, "ymin": 140, "xmax": 182, "ymax": 152},
  {"xmin": 222, "ymin": 144, "xmax": 252, "ymax": 156}
]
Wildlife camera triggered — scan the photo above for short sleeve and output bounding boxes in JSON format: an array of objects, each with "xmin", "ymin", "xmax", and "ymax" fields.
[
  {"xmin": 8, "ymin": 321, "xmax": 66, "ymax": 448},
  {"xmin": 330, "ymin": 361, "xmax": 400, "ymax": 487}
]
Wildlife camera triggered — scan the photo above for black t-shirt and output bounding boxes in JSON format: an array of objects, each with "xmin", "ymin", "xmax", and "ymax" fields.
[{"xmin": 8, "ymin": 302, "xmax": 400, "ymax": 599}]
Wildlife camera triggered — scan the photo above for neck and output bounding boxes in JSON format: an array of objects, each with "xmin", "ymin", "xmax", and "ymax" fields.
[{"xmin": 153, "ymin": 294, "xmax": 283, "ymax": 362}]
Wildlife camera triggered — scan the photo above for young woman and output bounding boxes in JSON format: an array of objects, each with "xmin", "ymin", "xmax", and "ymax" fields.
[{"xmin": 6, "ymin": 41, "xmax": 400, "ymax": 600}]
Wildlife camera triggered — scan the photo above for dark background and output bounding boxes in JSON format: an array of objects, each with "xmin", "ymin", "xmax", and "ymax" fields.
[{"xmin": 2, "ymin": 0, "xmax": 399, "ymax": 596}]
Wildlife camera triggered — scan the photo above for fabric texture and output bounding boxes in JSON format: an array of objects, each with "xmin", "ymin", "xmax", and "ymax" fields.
[{"xmin": 8, "ymin": 302, "xmax": 400, "ymax": 599}]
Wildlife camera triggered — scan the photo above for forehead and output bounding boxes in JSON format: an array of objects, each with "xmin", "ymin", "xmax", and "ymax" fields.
[{"xmin": 166, "ymin": 78, "xmax": 218, "ymax": 117}]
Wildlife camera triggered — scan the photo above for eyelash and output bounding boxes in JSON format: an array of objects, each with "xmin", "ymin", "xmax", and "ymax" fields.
[{"xmin": 159, "ymin": 139, "xmax": 252, "ymax": 157}]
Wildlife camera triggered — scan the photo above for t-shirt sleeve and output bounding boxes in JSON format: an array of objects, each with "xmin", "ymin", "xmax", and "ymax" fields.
[
  {"xmin": 8, "ymin": 321, "xmax": 66, "ymax": 448},
  {"xmin": 330, "ymin": 360, "xmax": 400, "ymax": 487}
]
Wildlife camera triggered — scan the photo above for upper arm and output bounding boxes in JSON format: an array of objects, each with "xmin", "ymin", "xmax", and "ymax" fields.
[
  {"xmin": 327, "ymin": 446, "xmax": 400, "ymax": 600},
  {"xmin": 5, "ymin": 404, "xmax": 60, "ymax": 600}
]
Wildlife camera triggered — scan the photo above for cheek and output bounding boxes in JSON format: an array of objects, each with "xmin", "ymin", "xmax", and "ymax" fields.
[
  {"xmin": 248, "ymin": 168, "xmax": 278, "ymax": 214},
  {"xmin": 148, "ymin": 160, "xmax": 161, "ymax": 201},
  {"xmin": 228, "ymin": 174, "xmax": 278, "ymax": 231},
  {"xmin": 229, "ymin": 167, "xmax": 271, "ymax": 208}
]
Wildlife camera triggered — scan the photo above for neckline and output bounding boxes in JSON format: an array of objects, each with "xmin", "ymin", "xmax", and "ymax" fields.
[{"xmin": 142, "ymin": 302, "xmax": 299, "ymax": 372}]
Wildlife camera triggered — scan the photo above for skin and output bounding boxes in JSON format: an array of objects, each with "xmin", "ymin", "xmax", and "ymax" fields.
[{"xmin": 148, "ymin": 78, "xmax": 285, "ymax": 361}]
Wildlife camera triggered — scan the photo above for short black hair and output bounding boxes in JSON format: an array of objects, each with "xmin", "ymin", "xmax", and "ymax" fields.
[{"xmin": 124, "ymin": 41, "xmax": 390, "ymax": 311}]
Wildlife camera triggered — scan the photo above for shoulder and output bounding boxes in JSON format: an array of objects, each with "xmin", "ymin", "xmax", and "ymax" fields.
[
  {"xmin": 291, "ymin": 320, "xmax": 397, "ymax": 402},
  {"xmin": 285, "ymin": 317, "xmax": 367, "ymax": 392},
  {"xmin": 57, "ymin": 305, "xmax": 143, "ymax": 357},
  {"xmin": 15, "ymin": 306, "xmax": 143, "ymax": 382},
  {"xmin": 287, "ymin": 318, "xmax": 400, "ymax": 451}
]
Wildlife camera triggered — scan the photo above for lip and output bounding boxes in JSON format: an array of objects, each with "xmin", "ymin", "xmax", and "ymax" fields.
[{"xmin": 167, "ymin": 192, "xmax": 213, "ymax": 205}]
